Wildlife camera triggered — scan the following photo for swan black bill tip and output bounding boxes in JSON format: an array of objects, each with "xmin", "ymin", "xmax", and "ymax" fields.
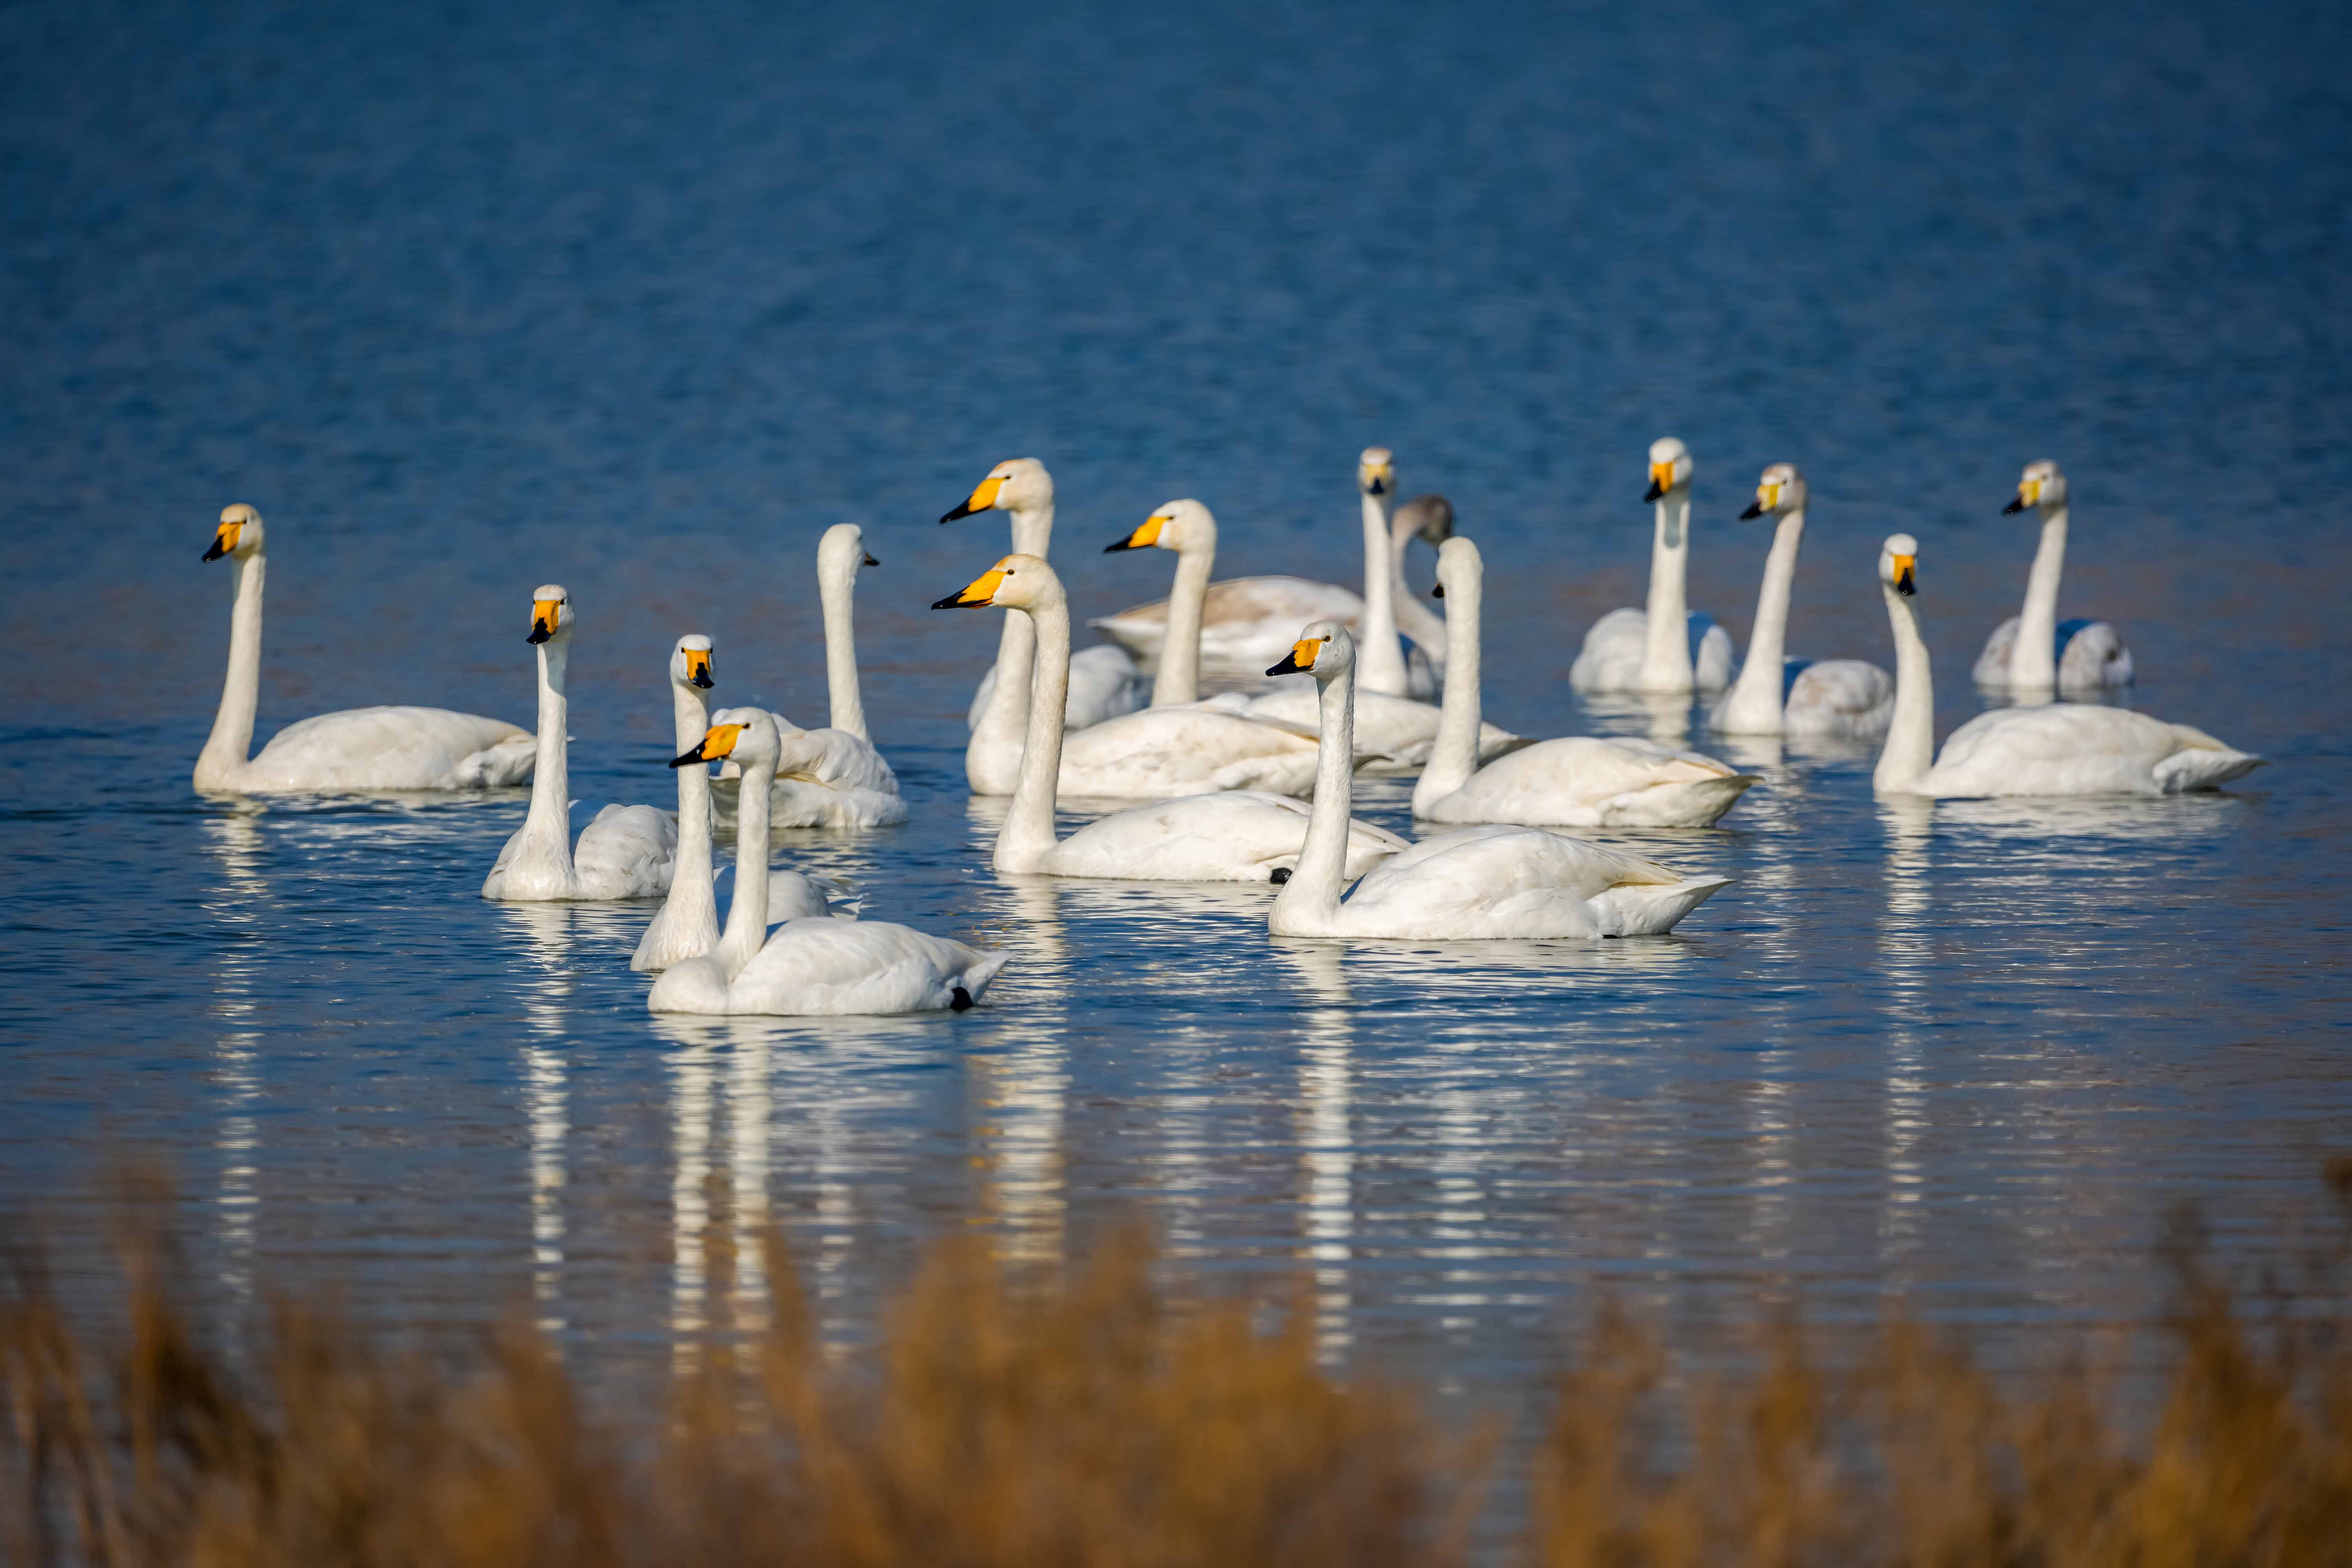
[
  {"xmin": 1643, "ymin": 480, "xmax": 1667, "ymax": 503},
  {"xmin": 1103, "ymin": 537, "xmax": 1138, "ymax": 553},
  {"xmin": 1739, "ymin": 501, "xmax": 1765, "ymax": 519},
  {"xmin": 2001, "ymin": 497, "xmax": 2027, "ymax": 514},
  {"xmin": 1431, "ymin": 583, "xmax": 1445, "ymax": 599},
  {"xmin": 1366, "ymin": 477, "xmax": 1388, "ymax": 495},
  {"xmin": 668, "ymin": 745, "xmax": 707, "ymax": 768},
  {"xmin": 1896, "ymin": 570, "xmax": 1916, "ymax": 597},
  {"xmin": 950, "ymin": 985, "xmax": 974, "ymax": 1011},
  {"xmin": 1265, "ymin": 653, "xmax": 1303, "ymax": 676},
  {"xmin": 689, "ymin": 673, "xmax": 714, "ymax": 690},
  {"xmin": 526, "ymin": 623, "xmax": 554, "ymax": 645},
  {"xmin": 1269, "ymin": 866, "xmax": 1292, "ymax": 885},
  {"xmin": 863, "ymin": 552, "xmax": 880, "ymax": 566},
  {"xmin": 201, "ymin": 540, "xmax": 228, "ymax": 562},
  {"xmin": 931, "ymin": 590, "xmax": 986, "ymax": 610},
  {"xmin": 939, "ymin": 501, "xmax": 975, "ymax": 524}
]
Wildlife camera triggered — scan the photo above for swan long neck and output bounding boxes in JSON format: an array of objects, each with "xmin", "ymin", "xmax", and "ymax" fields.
[
  {"xmin": 973, "ymin": 501, "xmax": 1054, "ymax": 754},
  {"xmin": 1414, "ymin": 562, "xmax": 1483, "ymax": 815},
  {"xmin": 715, "ymin": 743, "xmax": 774, "ymax": 976},
  {"xmin": 196, "ymin": 552, "xmax": 265, "ymax": 786},
  {"xmin": 1357, "ymin": 492, "xmax": 1408, "ymax": 695},
  {"xmin": 1641, "ymin": 492, "xmax": 1694, "ymax": 690},
  {"xmin": 997, "ymin": 592, "xmax": 1071, "ymax": 873},
  {"xmin": 1275, "ymin": 664, "xmax": 1358, "ymax": 928},
  {"xmin": 820, "ymin": 560, "xmax": 867, "ymax": 741},
  {"xmin": 1388, "ymin": 517, "xmax": 1448, "ymax": 656},
  {"xmin": 2011, "ymin": 508, "xmax": 2067, "ymax": 689},
  {"xmin": 1874, "ymin": 585, "xmax": 1936, "ymax": 793},
  {"xmin": 664, "ymin": 681, "xmax": 717, "ymax": 931},
  {"xmin": 1721, "ymin": 510, "xmax": 1804, "ymax": 726},
  {"xmin": 1154, "ymin": 535, "xmax": 1213, "ymax": 706},
  {"xmin": 518, "ymin": 641, "xmax": 575, "ymax": 868}
]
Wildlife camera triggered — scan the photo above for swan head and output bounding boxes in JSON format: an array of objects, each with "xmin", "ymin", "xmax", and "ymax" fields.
[
  {"xmin": 941, "ymin": 457, "xmax": 1052, "ymax": 523},
  {"xmin": 526, "ymin": 584, "xmax": 573, "ymax": 645},
  {"xmin": 1357, "ymin": 446, "xmax": 1396, "ymax": 497},
  {"xmin": 204, "ymin": 503, "xmax": 264, "ymax": 563},
  {"xmin": 1105, "ymin": 498, "xmax": 1216, "ymax": 555},
  {"xmin": 1739, "ymin": 463, "xmax": 1807, "ymax": 519},
  {"xmin": 671, "ymin": 706, "xmax": 777, "ymax": 771},
  {"xmin": 818, "ymin": 521, "xmax": 879, "ymax": 577},
  {"xmin": 1646, "ymin": 437, "xmax": 1691, "ymax": 503},
  {"xmin": 1430, "ymin": 535, "xmax": 1482, "ymax": 600},
  {"xmin": 1265, "ymin": 619, "xmax": 1354, "ymax": 681},
  {"xmin": 931, "ymin": 552, "xmax": 1063, "ymax": 613},
  {"xmin": 669, "ymin": 634, "xmax": 714, "ymax": 691},
  {"xmin": 1392, "ymin": 494, "xmax": 1454, "ymax": 546},
  {"xmin": 2003, "ymin": 459, "xmax": 2068, "ymax": 514},
  {"xmin": 1879, "ymin": 534, "xmax": 1920, "ymax": 597}
]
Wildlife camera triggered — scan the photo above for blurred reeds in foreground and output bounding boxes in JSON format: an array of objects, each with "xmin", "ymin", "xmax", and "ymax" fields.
[{"xmin": 4, "ymin": 1167, "xmax": 2350, "ymax": 1567}]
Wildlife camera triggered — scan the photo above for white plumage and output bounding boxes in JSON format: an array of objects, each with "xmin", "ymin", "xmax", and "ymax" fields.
[
  {"xmin": 1971, "ymin": 461, "xmax": 2136, "ymax": 693},
  {"xmin": 1568, "ymin": 439, "xmax": 1737, "ymax": 696}
]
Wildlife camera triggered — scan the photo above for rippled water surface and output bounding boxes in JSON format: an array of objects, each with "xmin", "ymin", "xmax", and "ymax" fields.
[{"xmin": 5, "ymin": 0, "xmax": 2351, "ymax": 1410}]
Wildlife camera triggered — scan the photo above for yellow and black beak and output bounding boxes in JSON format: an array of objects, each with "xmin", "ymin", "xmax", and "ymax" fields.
[
  {"xmin": 202, "ymin": 521, "xmax": 239, "ymax": 562},
  {"xmin": 1892, "ymin": 556, "xmax": 1916, "ymax": 597},
  {"xmin": 1740, "ymin": 484, "xmax": 1778, "ymax": 520},
  {"xmin": 2001, "ymin": 483, "xmax": 2033, "ymax": 515},
  {"xmin": 671, "ymin": 721, "xmax": 746, "ymax": 768},
  {"xmin": 1105, "ymin": 515, "xmax": 1167, "ymax": 553},
  {"xmin": 940, "ymin": 474, "xmax": 1005, "ymax": 524},
  {"xmin": 684, "ymin": 648, "xmax": 714, "ymax": 689},
  {"xmin": 528, "ymin": 597, "xmax": 562, "ymax": 644},
  {"xmin": 932, "ymin": 563, "xmax": 1007, "ymax": 610},
  {"xmin": 1645, "ymin": 461, "xmax": 1676, "ymax": 503},
  {"xmin": 1265, "ymin": 637, "xmax": 1324, "ymax": 677}
]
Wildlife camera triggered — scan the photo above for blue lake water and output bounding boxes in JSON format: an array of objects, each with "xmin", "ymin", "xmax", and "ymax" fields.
[{"xmin": 4, "ymin": 0, "xmax": 2350, "ymax": 1416}]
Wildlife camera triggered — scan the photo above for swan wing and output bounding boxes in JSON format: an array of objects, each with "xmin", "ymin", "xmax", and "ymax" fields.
[
  {"xmin": 1973, "ymin": 617, "xmax": 2022, "ymax": 685},
  {"xmin": 1045, "ymin": 790, "xmax": 1407, "ymax": 882},
  {"xmin": 1430, "ymin": 737, "xmax": 1754, "ymax": 828},
  {"xmin": 1782, "ymin": 659, "xmax": 1895, "ymax": 738},
  {"xmin": 2056, "ymin": 619, "xmax": 2135, "ymax": 691},
  {"xmin": 1333, "ymin": 824, "xmax": 1726, "ymax": 938},
  {"xmin": 1568, "ymin": 608, "xmax": 1649, "ymax": 692},
  {"xmin": 1056, "ymin": 708, "xmax": 1324, "ymax": 799},
  {"xmin": 716, "ymin": 919, "xmax": 1010, "ymax": 1015},
  {"xmin": 1925, "ymin": 705, "xmax": 2258, "ymax": 797},
  {"xmin": 1240, "ymin": 688, "xmax": 1519, "ymax": 766},
  {"xmin": 969, "ymin": 644, "xmax": 1143, "ymax": 731},
  {"xmin": 571, "ymin": 803, "xmax": 678, "ymax": 898},
  {"xmin": 1091, "ymin": 577, "xmax": 1365, "ymax": 664},
  {"xmin": 1691, "ymin": 616, "xmax": 1735, "ymax": 692},
  {"xmin": 245, "ymin": 706, "xmax": 532, "ymax": 791}
]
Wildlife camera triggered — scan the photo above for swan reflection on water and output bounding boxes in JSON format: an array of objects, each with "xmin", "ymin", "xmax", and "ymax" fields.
[
  {"xmin": 201, "ymin": 810, "xmax": 267, "ymax": 1313},
  {"xmin": 1275, "ymin": 941, "xmax": 1356, "ymax": 1364},
  {"xmin": 1876, "ymin": 796, "xmax": 1934, "ymax": 1287},
  {"xmin": 1574, "ymin": 691, "xmax": 1698, "ymax": 746},
  {"xmin": 1932, "ymin": 790, "xmax": 2245, "ymax": 843},
  {"xmin": 501, "ymin": 900, "xmax": 586, "ymax": 1336}
]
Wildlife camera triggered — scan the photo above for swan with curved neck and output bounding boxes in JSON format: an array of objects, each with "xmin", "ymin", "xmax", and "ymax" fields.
[
  {"xmin": 481, "ymin": 586, "xmax": 677, "ymax": 901},
  {"xmin": 1875, "ymin": 536, "xmax": 2254, "ymax": 798},
  {"xmin": 193, "ymin": 504, "xmax": 535, "ymax": 793},
  {"xmin": 1708, "ymin": 465, "xmax": 1894, "ymax": 739},
  {"xmin": 1568, "ymin": 438, "xmax": 1736, "ymax": 695},
  {"xmin": 943, "ymin": 458, "xmax": 1143, "ymax": 790},
  {"xmin": 1267, "ymin": 622, "xmax": 1733, "ymax": 938},
  {"xmin": 648, "ymin": 710, "xmax": 1005, "ymax": 1014},
  {"xmin": 931, "ymin": 555, "xmax": 1406, "ymax": 880},
  {"xmin": 750, "ymin": 524, "xmax": 907, "ymax": 829},
  {"xmin": 1412, "ymin": 538, "xmax": 1755, "ymax": 826},
  {"xmin": 1972, "ymin": 460, "xmax": 2135, "ymax": 692},
  {"xmin": 1387, "ymin": 493, "xmax": 1455, "ymax": 666}
]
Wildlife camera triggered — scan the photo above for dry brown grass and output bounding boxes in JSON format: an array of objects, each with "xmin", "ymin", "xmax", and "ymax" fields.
[{"xmin": 4, "ymin": 1167, "xmax": 2351, "ymax": 1567}]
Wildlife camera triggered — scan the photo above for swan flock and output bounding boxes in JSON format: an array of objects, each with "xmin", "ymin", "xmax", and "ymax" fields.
[{"xmin": 191, "ymin": 442, "xmax": 2261, "ymax": 1012}]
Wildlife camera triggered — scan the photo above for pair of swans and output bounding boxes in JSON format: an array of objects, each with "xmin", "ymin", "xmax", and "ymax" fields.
[
  {"xmin": 1087, "ymin": 446, "xmax": 1447, "ymax": 696},
  {"xmin": 1570, "ymin": 438, "xmax": 1737, "ymax": 696},
  {"xmin": 1872, "ymin": 536, "xmax": 2254, "ymax": 797},
  {"xmin": 1972, "ymin": 461, "xmax": 2135, "ymax": 693},
  {"xmin": 1269, "ymin": 624, "xmax": 1732, "ymax": 939},
  {"xmin": 648, "ymin": 710, "xmax": 1007, "ymax": 1014},
  {"xmin": 194, "ymin": 505, "xmax": 536, "ymax": 792},
  {"xmin": 934, "ymin": 555, "xmax": 1408, "ymax": 881}
]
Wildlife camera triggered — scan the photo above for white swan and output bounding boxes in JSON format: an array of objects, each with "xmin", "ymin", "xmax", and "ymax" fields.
[
  {"xmin": 935, "ymin": 554, "xmax": 1407, "ymax": 880},
  {"xmin": 649, "ymin": 711, "xmax": 1006, "ymax": 1014},
  {"xmin": 1873, "ymin": 535, "xmax": 2257, "ymax": 797},
  {"xmin": 944, "ymin": 459, "xmax": 1146, "ymax": 791},
  {"xmin": 481, "ymin": 586, "xmax": 678, "ymax": 901},
  {"xmin": 1707, "ymin": 465, "xmax": 1895, "ymax": 739},
  {"xmin": 1569, "ymin": 438, "xmax": 1737, "ymax": 695},
  {"xmin": 1086, "ymin": 447, "xmax": 1439, "ymax": 694},
  {"xmin": 1105, "ymin": 499, "xmax": 1518, "ymax": 772},
  {"xmin": 633, "ymin": 636, "xmax": 834, "ymax": 972},
  {"xmin": 751, "ymin": 524, "xmax": 909, "ymax": 829},
  {"xmin": 1972, "ymin": 461, "xmax": 2136, "ymax": 692},
  {"xmin": 1412, "ymin": 538, "xmax": 1757, "ymax": 827},
  {"xmin": 1386, "ymin": 492, "xmax": 1455, "ymax": 670},
  {"xmin": 193, "ymin": 505, "xmax": 535, "ymax": 793},
  {"xmin": 1268, "ymin": 622, "xmax": 1733, "ymax": 938}
]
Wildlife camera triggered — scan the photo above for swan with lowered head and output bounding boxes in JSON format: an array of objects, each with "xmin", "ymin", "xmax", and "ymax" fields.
[
  {"xmin": 1972, "ymin": 461, "xmax": 2134, "ymax": 692},
  {"xmin": 944, "ymin": 459, "xmax": 1145, "ymax": 790},
  {"xmin": 1873, "ymin": 536, "xmax": 2256, "ymax": 797},
  {"xmin": 1707, "ymin": 465, "xmax": 1895, "ymax": 739},
  {"xmin": 193, "ymin": 505, "xmax": 536, "ymax": 793},
  {"xmin": 934, "ymin": 554, "xmax": 1407, "ymax": 879},
  {"xmin": 649, "ymin": 711, "xmax": 1006, "ymax": 1014},
  {"xmin": 1104, "ymin": 499, "xmax": 1519, "ymax": 771},
  {"xmin": 632, "ymin": 635, "xmax": 836, "ymax": 973},
  {"xmin": 1413, "ymin": 537, "xmax": 1757, "ymax": 826},
  {"xmin": 481, "ymin": 587, "xmax": 678, "ymax": 901},
  {"xmin": 1268, "ymin": 622, "xmax": 1734, "ymax": 938},
  {"xmin": 1569, "ymin": 438, "xmax": 1737, "ymax": 695}
]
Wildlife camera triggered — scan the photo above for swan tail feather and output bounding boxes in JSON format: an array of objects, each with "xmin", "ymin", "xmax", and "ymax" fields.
[
  {"xmin": 1592, "ymin": 875, "xmax": 1734, "ymax": 936},
  {"xmin": 2154, "ymin": 746, "xmax": 2262, "ymax": 794},
  {"xmin": 1602, "ymin": 773, "xmax": 1758, "ymax": 828}
]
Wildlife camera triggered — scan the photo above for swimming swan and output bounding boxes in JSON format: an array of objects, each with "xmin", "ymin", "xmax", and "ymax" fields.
[
  {"xmin": 1412, "ymin": 538, "xmax": 1757, "ymax": 827},
  {"xmin": 193, "ymin": 505, "xmax": 535, "ymax": 793},
  {"xmin": 1268, "ymin": 622, "xmax": 1733, "ymax": 938},
  {"xmin": 1104, "ymin": 499, "xmax": 1518, "ymax": 772},
  {"xmin": 1707, "ymin": 465, "xmax": 1895, "ymax": 739},
  {"xmin": 1971, "ymin": 461, "xmax": 2135, "ymax": 692},
  {"xmin": 648, "ymin": 711, "xmax": 1006, "ymax": 1014},
  {"xmin": 1873, "ymin": 536, "xmax": 2256, "ymax": 797},
  {"xmin": 753, "ymin": 524, "xmax": 909, "ymax": 829},
  {"xmin": 934, "ymin": 554, "xmax": 1407, "ymax": 879},
  {"xmin": 480, "ymin": 586, "xmax": 679, "ymax": 902},
  {"xmin": 944, "ymin": 458, "xmax": 1145, "ymax": 791},
  {"xmin": 632, "ymin": 636, "xmax": 834, "ymax": 972},
  {"xmin": 1569, "ymin": 438, "xmax": 1736, "ymax": 695}
]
